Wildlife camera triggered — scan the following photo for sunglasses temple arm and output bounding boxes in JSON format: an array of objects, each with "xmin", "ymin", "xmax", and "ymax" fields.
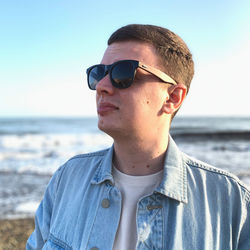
[{"xmin": 138, "ymin": 62, "xmax": 177, "ymax": 85}]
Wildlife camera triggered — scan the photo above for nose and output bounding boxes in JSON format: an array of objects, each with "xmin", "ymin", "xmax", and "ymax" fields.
[{"xmin": 96, "ymin": 74, "xmax": 115, "ymax": 95}]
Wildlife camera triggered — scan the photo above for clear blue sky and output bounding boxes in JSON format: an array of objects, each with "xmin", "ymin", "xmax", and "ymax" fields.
[{"xmin": 0, "ymin": 0, "xmax": 250, "ymax": 117}]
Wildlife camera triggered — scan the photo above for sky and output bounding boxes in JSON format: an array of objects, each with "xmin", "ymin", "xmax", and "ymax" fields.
[{"xmin": 0, "ymin": 0, "xmax": 250, "ymax": 117}]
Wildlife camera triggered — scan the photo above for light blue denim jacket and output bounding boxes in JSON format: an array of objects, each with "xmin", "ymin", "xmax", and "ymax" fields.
[{"xmin": 27, "ymin": 137, "xmax": 250, "ymax": 250}]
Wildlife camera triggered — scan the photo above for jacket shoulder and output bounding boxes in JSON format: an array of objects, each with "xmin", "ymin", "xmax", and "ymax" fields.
[
  {"xmin": 182, "ymin": 152, "xmax": 250, "ymax": 201},
  {"xmin": 67, "ymin": 148, "xmax": 110, "ymax": 162},
  {"xmin": 55, "ymin": 147, "xmax": 111, "ymax": 177}
]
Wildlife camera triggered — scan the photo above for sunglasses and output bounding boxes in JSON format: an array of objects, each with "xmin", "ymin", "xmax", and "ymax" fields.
[{"xmin": 86, "ymin": 60, "xmax": 177, "ymax": 90}]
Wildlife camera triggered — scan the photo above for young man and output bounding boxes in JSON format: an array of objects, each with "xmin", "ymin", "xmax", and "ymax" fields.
[{"xmin": 27, "ymin": 24, "xmax": 250, "ymax": 250}]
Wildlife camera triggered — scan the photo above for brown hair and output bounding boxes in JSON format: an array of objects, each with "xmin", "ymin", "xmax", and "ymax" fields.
[{"xmin": 108, "ymin": 24, "xmax": 194, "ymax": 94}]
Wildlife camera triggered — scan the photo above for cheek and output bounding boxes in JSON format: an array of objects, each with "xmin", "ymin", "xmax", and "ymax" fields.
[
  {"xmin": 144, "ymin": 92, "xmax": 164, "ymax": 111},
  {"xmin": 132, "ymin": 97, "xmax": 160, "ymax": 117},
  {"xmin": 120, "ymin": 86, "xmax": 165, "ymax": 115}
]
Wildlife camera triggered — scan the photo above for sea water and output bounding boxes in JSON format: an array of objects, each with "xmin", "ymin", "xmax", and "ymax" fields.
[{"xmin": 0, "ymin": 116, "xmax": 249, "ymax": 219}]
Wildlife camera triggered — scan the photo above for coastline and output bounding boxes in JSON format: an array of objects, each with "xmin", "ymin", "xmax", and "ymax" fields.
[{"xmin": 0, "ymin": 218, "xmax": 34, "ymax": 250}]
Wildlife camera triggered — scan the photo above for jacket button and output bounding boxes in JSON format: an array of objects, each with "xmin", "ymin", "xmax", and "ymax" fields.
[{"xmin": 101, "ymin": 198, "xmax": 110, "ymax": 208}]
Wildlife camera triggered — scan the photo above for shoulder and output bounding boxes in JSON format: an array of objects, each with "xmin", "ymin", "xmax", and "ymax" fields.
[
  {"xmin": 60, "ymin": 147, "xmax": 110, "ymax": 172},
  {"xmin": 67, "ymin": 148, "xmax": 110, "ymax": 163},
  {"xmin": 51, "ymin": 147, "xmax": 112, "ymax": 186},
  {"xmin": 182, "ymin": 152, "xmax": 250, "ymax": 203}
]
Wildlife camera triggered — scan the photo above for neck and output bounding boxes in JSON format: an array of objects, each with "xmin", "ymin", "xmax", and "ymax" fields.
[{"xmin": 113, "ymin": 133, "xmax": 169, "ymax": 176}]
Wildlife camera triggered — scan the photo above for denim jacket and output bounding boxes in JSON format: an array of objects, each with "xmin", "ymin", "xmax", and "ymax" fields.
[{"xmin": 27, "ymin": 137, "xmax": 250, "ymax": 250}]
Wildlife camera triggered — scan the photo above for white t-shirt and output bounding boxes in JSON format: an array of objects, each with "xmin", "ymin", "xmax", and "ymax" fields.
[{"xmin": 112, "ymin": 166, "xmax": 163, "ymax": 250}]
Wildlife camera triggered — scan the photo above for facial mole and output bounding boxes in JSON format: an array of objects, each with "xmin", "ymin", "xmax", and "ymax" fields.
[
  {"xmin": 146, "ymin": 165, "xmax": 150, "ymax": 168},
  {"xmin": 146, "ymin": 101, "xmax": 150, "ymax": 104},
  {"xmin": 132, "ymin": 165, "xmax": 135, "ymax": 168}
]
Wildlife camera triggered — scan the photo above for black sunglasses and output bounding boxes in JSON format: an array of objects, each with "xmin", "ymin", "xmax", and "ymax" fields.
[{"xmin": 86, "ymin": 60, "xmax": 177, "ymax": 90}]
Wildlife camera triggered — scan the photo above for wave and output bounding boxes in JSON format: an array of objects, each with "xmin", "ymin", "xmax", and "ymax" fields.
[
  {"xmin": 0, "ymin": 133, "xmax": 113, "ymax": 152},
  {"xmin": 0, "ymin": 169, "xmax": 53, "ymax": 176},
  {"xmin": 0, "ymin": 130, "xmax": 40, "ymax": 136},
  {"xmin": 172, "ymin": 131, "xmax": 250, "ymax": 141}
]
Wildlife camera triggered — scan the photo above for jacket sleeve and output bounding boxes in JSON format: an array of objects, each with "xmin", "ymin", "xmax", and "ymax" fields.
[
  {"xmin": 238, "ymin": 194, "xmax": 250, "ymax": 250},
  {"xmin": 26, "ymin": 166, "xmax": 63, "ymax": 250}
]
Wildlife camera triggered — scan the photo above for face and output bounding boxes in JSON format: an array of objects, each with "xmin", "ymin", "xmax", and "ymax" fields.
[{"xmin": 96, "ymin": 41, "xmax": 170, "ymax": 140}]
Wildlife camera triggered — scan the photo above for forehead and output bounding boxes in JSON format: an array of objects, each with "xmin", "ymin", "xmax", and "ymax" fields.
[{"xmin": 101, "ymin": 41, "xmax": 161, "ymax": 67}]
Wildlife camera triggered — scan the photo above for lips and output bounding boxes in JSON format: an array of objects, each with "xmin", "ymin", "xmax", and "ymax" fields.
[{"xmin": 97, "ymin": 102, "xmax": 119, "ymax": 115}]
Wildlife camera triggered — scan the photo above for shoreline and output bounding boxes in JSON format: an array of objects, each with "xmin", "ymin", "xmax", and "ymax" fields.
[{"xmin": 0, "ymin": 218, "xmax": 34, "ymax": 250}]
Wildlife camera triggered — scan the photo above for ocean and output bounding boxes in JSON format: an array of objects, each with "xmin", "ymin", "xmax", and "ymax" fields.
[{"xmin": 0, "ymin": 116, "xmax": 250, "ymax": 219}]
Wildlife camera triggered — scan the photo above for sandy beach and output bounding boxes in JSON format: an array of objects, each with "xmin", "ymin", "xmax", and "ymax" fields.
[{"xmin": 0, "ymin": 218, "xmax": 34, "ymax": 250}]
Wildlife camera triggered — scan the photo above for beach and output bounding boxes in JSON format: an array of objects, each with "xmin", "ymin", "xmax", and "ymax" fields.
[{"xmin": 0, "ymin": 218, "xmax": 34, "ymax": 249}]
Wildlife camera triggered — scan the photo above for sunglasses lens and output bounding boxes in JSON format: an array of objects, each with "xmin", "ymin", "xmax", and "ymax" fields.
[
  {"xmin": 88, "ymin": 65, "xmax": 105, "ymax": 90},
  {"xmin": 111, "ymin": 61, "xmax": 135, "ymax": 89}
]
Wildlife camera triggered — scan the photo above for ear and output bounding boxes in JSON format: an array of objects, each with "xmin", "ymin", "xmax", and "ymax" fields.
[{"xmin": 162, "ymin": 83, "xmax": 187, "ymax": 115}]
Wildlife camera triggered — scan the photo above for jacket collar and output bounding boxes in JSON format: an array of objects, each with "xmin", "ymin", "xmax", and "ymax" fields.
[
  {"xmin": 91, "ymin": 145, "xmax": 114, "ymax": 185},
  {"xmin": 155, "ymin": 136, "xmax": 188, "ymax": 203},
  {"xmin": 91, "ymin": 136, "xmax": 188, "ymax": 203}
]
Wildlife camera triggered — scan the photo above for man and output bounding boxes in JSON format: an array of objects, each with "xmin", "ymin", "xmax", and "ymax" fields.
[{"xmin": 27, "ymin": 24, "xmax": 250, "ymax": 249}]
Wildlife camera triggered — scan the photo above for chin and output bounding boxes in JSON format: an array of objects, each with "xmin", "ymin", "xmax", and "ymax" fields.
[
  {"xmin": 98, "ymin": 118, "xmax": 114, "ymax": 133},
  {"xmin": 97, "ymin": 120, "xmax": 123, "ymax": 139}
]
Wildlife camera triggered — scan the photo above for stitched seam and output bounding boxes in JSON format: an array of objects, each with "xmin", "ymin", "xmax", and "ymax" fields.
[
  {"xmin": 67, "ymin": 148, "xmax": 109, "ymax": 162},
  {"xmin": 183, "ymin": 150, "xmax": 249, "ymax": 184},
  {"xmin": 54, "ymin": 164, "xmax": 68, "ymax": 196},
  {"xmin": 183, "ymin": 153, "xmax": 250, "ymax": 193},
  {"xmin": 162, "ymin": 204, "xmax": 165, "ymax": 249},
  {"xmin": 186, "ymin": 157, "xmax": 231, "ymax": 176},
  {"xmin": 190, "ymin": 161, "xmax": 250, "ymax": 194},
  {"xmin": 49, "ymin": 233, "xmax": 72, "ymax": 249},
  {"xmin": 182, "ymin": 157, "xmax": 187, "ymax": 202},
  {"xmin": 245, "ymin": 190, "xmax": 250, "ymax": 203}
]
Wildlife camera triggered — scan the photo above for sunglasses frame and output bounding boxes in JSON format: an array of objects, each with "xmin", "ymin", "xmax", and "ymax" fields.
[{"xmin": 86, "ymin": 59, "xmax": 177, "ymax": 90}]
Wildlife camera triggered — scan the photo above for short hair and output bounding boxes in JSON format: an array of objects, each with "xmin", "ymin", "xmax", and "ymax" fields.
[{"xmin": 108, "ymin": 24, "xmax": 194, "ymax": 94}]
